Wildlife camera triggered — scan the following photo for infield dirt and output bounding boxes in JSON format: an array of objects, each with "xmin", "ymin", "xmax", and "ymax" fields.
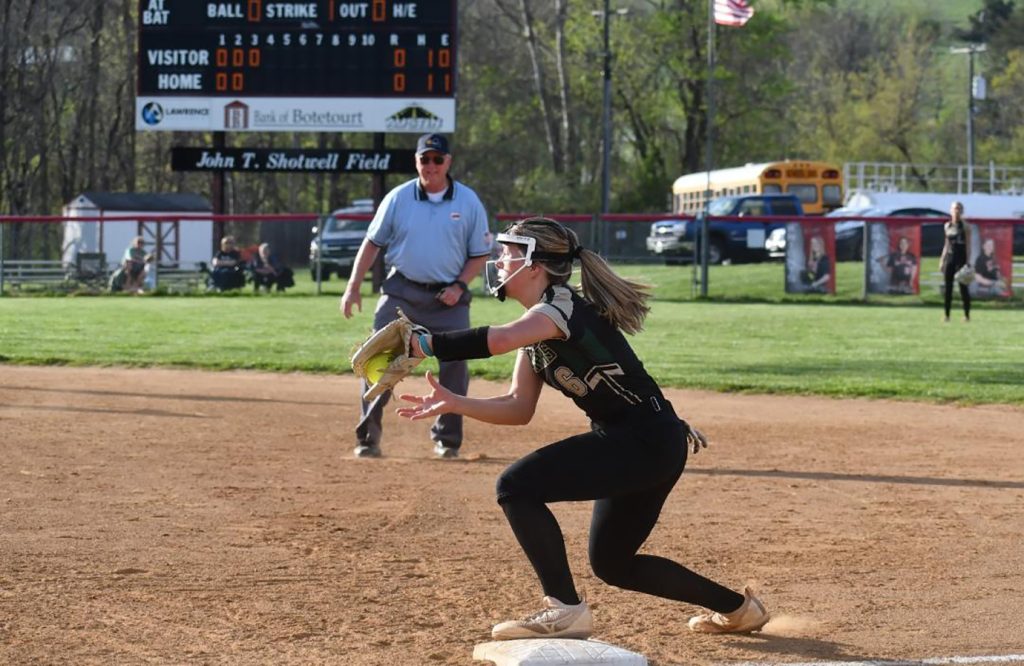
[{"xmin": 2, "ymin": 365, "xmax": 1022, "ymax": 665}]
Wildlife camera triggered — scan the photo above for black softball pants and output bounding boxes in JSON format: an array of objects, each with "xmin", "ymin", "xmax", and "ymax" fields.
[
  {"xmin": 495, "ymin": 410, "xmax": 744, "ymax": 614},
  {"xmin": 943, "ymin": 246, "xmax": 971, "ymax": 319}
]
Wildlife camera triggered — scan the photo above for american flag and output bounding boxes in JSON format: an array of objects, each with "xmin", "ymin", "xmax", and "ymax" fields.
[{"xmin": 714, "ymin": 0, "xmax": 755, "ymax": 27}]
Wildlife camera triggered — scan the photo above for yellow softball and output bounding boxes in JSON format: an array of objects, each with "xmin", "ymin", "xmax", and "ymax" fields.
[{"xmin": 364, "ymin": 353, "xmax": 392, "ymax": 384}]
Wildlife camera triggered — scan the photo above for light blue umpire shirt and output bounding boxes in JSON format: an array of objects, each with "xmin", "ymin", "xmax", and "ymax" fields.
[{"xmin": 366, "ymin": 177, "xmax": 492, "ymax": 285}]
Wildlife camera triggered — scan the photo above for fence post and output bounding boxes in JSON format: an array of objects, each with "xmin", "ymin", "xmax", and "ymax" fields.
[
  {"xmin": 315, "ymin": 219, "xmax": 324, "ymax": 296},
  {"xmin": 862, "ymin": 221, "xmax": 871, "ymax": 301},
  {"xmin": 700, "ymin": 212, "xmax": 709, "ymax": 298},
  {"xmin": 0, "ymin": 222, "xmax": 5, "ymax": 296},
  {"xmin": 691, "ymin": 215, "xmax": 700, "ymax": 298}
]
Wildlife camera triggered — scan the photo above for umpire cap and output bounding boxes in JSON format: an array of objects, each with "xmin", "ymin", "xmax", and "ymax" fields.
[{"xmin": 415, "ymin": 133, "xmax": 450, "ymax": 155}]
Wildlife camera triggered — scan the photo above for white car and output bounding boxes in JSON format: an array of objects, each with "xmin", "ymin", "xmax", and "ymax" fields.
[{"xmin": 765, "ymin": 227, "xmax": 786, "ymax": 258}]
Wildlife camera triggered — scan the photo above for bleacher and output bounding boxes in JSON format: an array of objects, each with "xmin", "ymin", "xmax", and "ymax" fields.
[
  {"xmin": 149, "ymin": 264, "xmax": 205, "ymax": 293},
  {"xmin": 1, "ymin": 252, "xmax": 109, "ymax": 292},
  {"xmin": 0, "ymin": 254, "xmax": 208, "ymax": 294},
  {"xmin": 1, "ymin": 260, "xmax": 71, "ymax": 290}
]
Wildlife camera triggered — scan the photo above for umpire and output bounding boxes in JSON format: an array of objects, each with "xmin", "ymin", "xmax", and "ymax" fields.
[{"xmin": 340, "ymin": 133, "xmax": 492, "ymax": 459}]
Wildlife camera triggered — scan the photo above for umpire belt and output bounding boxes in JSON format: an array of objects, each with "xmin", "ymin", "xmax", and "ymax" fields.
[{"xmin": 395, "ymin": 271, "xmax": 451, "ymax": 292}]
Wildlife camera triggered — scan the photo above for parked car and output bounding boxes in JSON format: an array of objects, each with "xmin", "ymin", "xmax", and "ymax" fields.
[
  {"xmin": 646, "ymin": 194, "xmax": 804, "ymax": 264},
  {"xmin": 765, "ymin": 226, "xmax": 787, "ymax": 258},
  {"xmin": 309, "ymin": 199, "xmax": 374, "ymax": 280},
  {"xmin": 831, "ymin": 207, "xmax": 949, "ymax": 260},
  {"xmin": 830, "ymin": 190, "xmax": 1024, "ymax": 260},
  {"xmin": 766, "ymin": 204, "xmax": 956, "ymax": 261}
]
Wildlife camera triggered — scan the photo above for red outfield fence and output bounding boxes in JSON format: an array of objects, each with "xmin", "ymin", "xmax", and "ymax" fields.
[{"xmin": 2, "ymin": 213, "xmax": 1022, "ymax": 299}]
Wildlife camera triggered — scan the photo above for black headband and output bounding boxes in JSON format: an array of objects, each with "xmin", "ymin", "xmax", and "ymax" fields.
[{"xmin": 531, "ymin": 245, "xmax": 583, "ymax": 263}]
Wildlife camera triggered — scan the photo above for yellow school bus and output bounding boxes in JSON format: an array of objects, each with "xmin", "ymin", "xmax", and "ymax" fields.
[{"xmin": 672, "ymin": 160, "xmax": 844, "ymax": 215}]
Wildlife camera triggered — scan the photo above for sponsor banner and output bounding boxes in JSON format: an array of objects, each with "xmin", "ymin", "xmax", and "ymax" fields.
[
  {"xmin": 784, "ymin": 221, "xmax": 836, "ymax": 295},
  {"xmin": 136, "ymin": 97, "xmax": 455, "ymax": 132},
  {"xmin": 969, "ymin": 224, "xmax": 1014, "ymax": 298},
  {"xmin": 171, "ymin": 148, "xmax": 416, "ymax": 173},
  {"xmin": 867, "ymin": 222, "xmax": 921, "ymax": 295},
  {"xmin": 137, "ymin": 99, "xmax": 214, "ymax": 130}
]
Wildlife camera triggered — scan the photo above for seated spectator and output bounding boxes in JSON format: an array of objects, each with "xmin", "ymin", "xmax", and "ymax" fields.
[
  {"xmin": 249, "ymin": 242, "xmax": 295, "ymax": 293},
  {"xmin": 110, "ymin": 236, "xmax": 151, "ymax": 294},
  {"xmin": 204, "ymin": 235, "xmax": 247, "ymax": 292}
]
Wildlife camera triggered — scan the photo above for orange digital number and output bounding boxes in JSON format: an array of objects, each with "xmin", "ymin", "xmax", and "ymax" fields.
[
  {"xmin": 393, "ymin": 48, "xmax": 406, "ymax": 67},
  {"xmin": 232, "ymin": 73, "xmax": 244, "ymax": 91},
  {"xmin": 232, "ymin": 48, "xmax": 244, "ymax": 67},
  {"xmin": 249, "ymin": 48, "xmax": 260, "ymax": 67},
  {"xmin": 215, "ymin": 72, "xmax": 228, "ymax": 91},
  {"xmin": 216, "ymin": 48, "xmax": 228, "ymax": 67},
  {"xmin": 393, "ymin": 73, "xmax": 406, "ymax": 92},
  {"xmin": 372, "ymin": 0, "xmax": 385, "ymax": 21},
  {"xmin": 427, "ymin": 49, "xmax": 451, "ymax": 68}
]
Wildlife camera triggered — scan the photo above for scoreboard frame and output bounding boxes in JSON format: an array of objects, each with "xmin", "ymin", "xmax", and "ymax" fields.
[{"xmin": 136, "ymin": 0, "xmax": 456, "ymax": 133}]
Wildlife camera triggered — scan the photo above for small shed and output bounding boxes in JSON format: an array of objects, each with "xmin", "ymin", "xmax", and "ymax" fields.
[{"xmin": 62, "ymin": 192, "xmax": 214, "ymax": 268}]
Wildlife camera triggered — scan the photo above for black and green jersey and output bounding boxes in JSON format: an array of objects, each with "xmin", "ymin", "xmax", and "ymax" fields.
[{"xmin": 525, "ymin": 285, "xmax": 665, "ymax": 424}]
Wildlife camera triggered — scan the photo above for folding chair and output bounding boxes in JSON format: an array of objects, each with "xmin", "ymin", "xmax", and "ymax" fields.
[{"xmin": 74, "ymin": 252, "xmax": 108, "ymax": 291}]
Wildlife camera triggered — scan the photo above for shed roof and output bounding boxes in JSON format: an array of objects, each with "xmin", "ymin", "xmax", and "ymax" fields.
[{"xmin": 69, "ymin": 192, "xmax": 212, "ymax": 212}]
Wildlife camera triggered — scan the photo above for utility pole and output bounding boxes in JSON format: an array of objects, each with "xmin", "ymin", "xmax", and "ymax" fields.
[
  {"xmin": 592, "ymin": 3, "xmax": 628, "ymax": 253},
  {"xmin": 950, "ymin": 43, "xmax": 987, "ymax": 193},
  {"xmin": 701, "ymin": 0, "xmax": 716, "ymax": 298}
]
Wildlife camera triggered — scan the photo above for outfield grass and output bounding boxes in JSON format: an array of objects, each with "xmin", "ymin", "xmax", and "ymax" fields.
[{"xmin": 1, "ymin": 266, "xmax": 1021, "ymax": 405}]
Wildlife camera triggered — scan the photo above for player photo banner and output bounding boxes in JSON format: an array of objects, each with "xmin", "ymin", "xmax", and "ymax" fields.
[
  {"xmin": 784, "ymin": 221, "xmax": 836, "ymax": 295},
  {"xmin": 867, "ymin": 222, "xmax": 921, "ymax": 295},
  {"xmin": 969, "ymin": 223, "xmax": 1014, "ymax": 299}
]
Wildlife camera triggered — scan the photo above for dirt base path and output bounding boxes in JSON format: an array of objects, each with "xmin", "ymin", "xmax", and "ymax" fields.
[{"xmin": 2, "ymin": 365, "xmax": 1023, "ymax": 665}]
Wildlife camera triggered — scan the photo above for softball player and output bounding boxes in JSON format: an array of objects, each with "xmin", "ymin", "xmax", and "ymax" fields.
[{"xmin": 397, "ymin": 217, "xmax": 769, "ymax": 639}]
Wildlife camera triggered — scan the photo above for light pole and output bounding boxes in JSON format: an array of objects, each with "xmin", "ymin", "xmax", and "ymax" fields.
[{"xmin": 950, "ymin": 43, "xmax": 987, "ymax": 192}]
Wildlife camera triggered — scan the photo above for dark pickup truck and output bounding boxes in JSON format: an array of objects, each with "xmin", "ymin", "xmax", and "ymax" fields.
[{"xmin": 645, "ymin": 194, "xmax": 804, "ymax": 264}]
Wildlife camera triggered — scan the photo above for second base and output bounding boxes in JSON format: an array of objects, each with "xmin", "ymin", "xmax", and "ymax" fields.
[{"xmin": 472, "ymin": 638, "xmax": 647, "ymax": 666}]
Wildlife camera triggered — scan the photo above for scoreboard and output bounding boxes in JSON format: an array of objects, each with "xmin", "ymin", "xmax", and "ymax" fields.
[{"xmin": 136, "ymin": 0, "xmax": 456, "ymax": 132}]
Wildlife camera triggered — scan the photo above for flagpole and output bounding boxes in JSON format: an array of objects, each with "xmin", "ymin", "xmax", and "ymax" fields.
[{"xmin": 701, "ymin": 0, "xmax": 715, "ymax": 297}]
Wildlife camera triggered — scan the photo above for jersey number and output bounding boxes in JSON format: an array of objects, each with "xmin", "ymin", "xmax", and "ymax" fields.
[{"xmin": 552, "ymin": 363, "xmax": 640, "ymax": 405}]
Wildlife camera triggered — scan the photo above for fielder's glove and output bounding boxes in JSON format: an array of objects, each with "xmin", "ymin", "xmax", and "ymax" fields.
[
  {"xmin": 350, "ymin": 308, "xmax": 430, "ymax": 402},
  {"xmin": 684, "ymin": 422, "xmax": 708, "ymax": 455}
]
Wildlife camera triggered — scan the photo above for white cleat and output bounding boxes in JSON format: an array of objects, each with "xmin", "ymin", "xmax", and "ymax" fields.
[
  {"xmin": 492, "ymin": 596, "xmax": 594, "ymax": 640},
  {"xmin": 688, "ymin": 587, "xmax": 770, "ymax": 634}
]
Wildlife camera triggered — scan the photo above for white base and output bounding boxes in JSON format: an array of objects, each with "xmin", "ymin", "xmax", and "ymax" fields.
[{"xmin": 473, "ymin": 638, "xmax": 647, "ymax": 666}]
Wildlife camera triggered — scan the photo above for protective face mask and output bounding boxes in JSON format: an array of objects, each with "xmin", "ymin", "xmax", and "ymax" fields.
[
  {"xmin": 485, "ymin": 233, "xmax": 537, "ymax": 301},
  {"xmin": 484, "ymin": 256, "xmax": 529, "ymax": 302}
]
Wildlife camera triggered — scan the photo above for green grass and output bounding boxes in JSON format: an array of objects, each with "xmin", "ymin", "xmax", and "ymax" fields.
[{"xmin": 1, "ymin": 266, "xmax": 1021, "ymax": 404}]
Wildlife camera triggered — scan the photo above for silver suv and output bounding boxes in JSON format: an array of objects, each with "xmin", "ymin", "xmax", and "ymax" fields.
[{"xmin": 309, "ymin": 199, "xmax": 374, "ymax": 280}]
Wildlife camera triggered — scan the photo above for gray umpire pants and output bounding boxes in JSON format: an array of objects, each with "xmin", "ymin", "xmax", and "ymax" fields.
[{"xmin": 356, "ymin": 272, "xmax": 471, "ymax": 452}]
